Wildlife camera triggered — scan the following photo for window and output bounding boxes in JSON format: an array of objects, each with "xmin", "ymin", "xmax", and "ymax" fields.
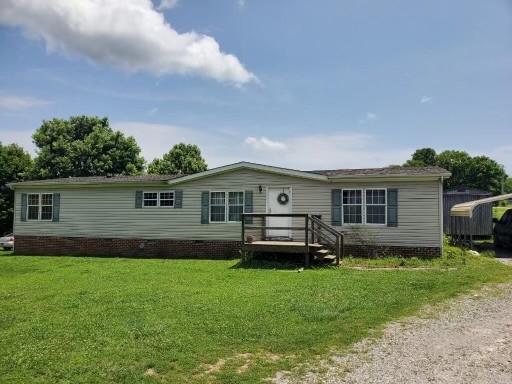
[
  {"xmin": 342, "ymin": 189, "xmax": 362, "ymax": 224},
  {"xmin": 228, "ymin": 192, "xmax": 244, "ymax": 222},
  {"xmin": 210, "ymin": 192, "xmax": 226, "ymax": 222},
  {"xmin": 27, "ymin": 193, "xmax": 53, "ymax": 221},
  {"xmin": 366, "ymin": 189, "xmax": 386, "ymax": 224},
  {"xmin": 341, "ymin": 189, "xmax": 386, "ymax": 225},
  {"xmin": 210, "ymin": 191, "xmax": 244, "ymax": 222},
  {"xmin": 143, "ymin": 191, "xmax": 175, "ymax": 208}
]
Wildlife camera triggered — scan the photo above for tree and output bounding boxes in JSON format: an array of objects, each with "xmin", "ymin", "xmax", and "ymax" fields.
[
  {"xmin": 408, "ymin": 148, "xmax": 437, "ymax": 167},
  {"xmin": 435, "ymin": 150, "xmax": 472, "ymax": 189},
  {"xmin": 32, "ymin": 116, "xmax": 145, "ymax": 178},
  {"xmin": 401, "ymin": 148, "xmax": 507, "ymax": 195},
  {"xmin": 148, "ymin": 143, "xmax": 207, "ymax": 175},
  {"xmin": 504, "ymin": 178, "xmax": 512, "ymax": 194},
  {"xmin": 0, "ymin": 142, "xmax": 34, "ymax": 234}
]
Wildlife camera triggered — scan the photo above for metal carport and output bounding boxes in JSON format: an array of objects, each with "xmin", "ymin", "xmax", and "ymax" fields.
[{"xmin": 450, "ymin": 193, "xmax": 512, "ymax": 248}]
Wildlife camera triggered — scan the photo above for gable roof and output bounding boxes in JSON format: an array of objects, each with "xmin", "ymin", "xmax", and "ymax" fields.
[{"xmin": 9, "ymin": 161, "xmax": 450, "ymax": 189}]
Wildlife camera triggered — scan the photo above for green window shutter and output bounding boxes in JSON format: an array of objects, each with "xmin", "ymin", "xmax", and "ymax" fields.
[
  {"xmin": 20, "ymin": 193, "xmax": 27, "ymax": 222},
  {"xmin": 244, "ymin": 191, "xmax": 253, "ymax": 224},
  {"xmin": 331, "ymin": 189, "xmax": 342, "ymax": 226},
  {"xmin": 201, "ymin": 191, "xmax": 209, "ymax": 224},
  {"xmin": 387, "ymin": 188, "xmax": 398, "ymax": 227},
  {"xmin": 174, "ymin": 190, "xmax": 183, "ymax": 208},
  {"xmin": 135, "ymin": 191, "xmax": 143, "ymax": 209},
  {"xmin": 52, "ymin": 193, "xmax": 61, "ymax": 222}
]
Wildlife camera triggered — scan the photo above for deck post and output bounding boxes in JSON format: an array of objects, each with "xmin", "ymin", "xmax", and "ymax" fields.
[
  {"xmin": 241, "ymin": 214, "xmax": 245, "ymax": 252},
  {"xmin": 305, "ymin": 215, "xmax": 310, "ymax": 268},
  {"xmin": 311, "ymin": 217, "xmax": 315, "ymax": 244},
  {"xmin": 336, "ymin": 239, "xmax": 341, "ymax": 265}
]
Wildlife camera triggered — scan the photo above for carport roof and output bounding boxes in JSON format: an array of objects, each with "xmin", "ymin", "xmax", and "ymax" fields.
[{"xmin": 450, "ymin": 193, "xmax": 512, "ymax": 218}]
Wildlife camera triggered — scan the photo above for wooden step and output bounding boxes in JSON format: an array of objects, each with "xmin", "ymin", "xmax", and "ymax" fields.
[
  {"xmin": 315, "ymin": 249, "xmax": 330, "ymax": 258},
  {"xmin": 322, "ymin": 255, "xmax": 336, "ymax": 262}
]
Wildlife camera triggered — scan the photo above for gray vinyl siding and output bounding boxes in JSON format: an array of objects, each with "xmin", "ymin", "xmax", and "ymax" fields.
[{"xmin": 13, "ymin": 169, "xmax": 442, "ymax": 247}]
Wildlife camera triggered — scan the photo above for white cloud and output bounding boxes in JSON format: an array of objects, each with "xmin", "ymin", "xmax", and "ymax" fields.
[
  {"xmin": 0, "ymin": 95, "xmax": 48, "ymax": 110},
  {"xmin": 238, "ymin": 0, "xmax": 246, "ymax": 8},
  {"xmin": 147, "ymin": 107, "xmax": 158, "ymax": 116},
  {"xmin": 420, "ymin": 96, "xmax": 433, "ymax": 104},
  {"xmin": 157, "ymin": 0, "xmax": 179, "ymax": 11},
  {"xmin": 244, "ymin": 137, "xmax": 287, "ymax": 151},
  {"xmin": 113, "ymin": 121, "xmax": 411, "ymax": 170},
  {"xmin": 357, "ymin": 112, "xmax": 378, "ymax": 124},
  {"xmin": 2, "ymin": 130, "xmax": 36, "ymax": 154},
  {"xmin": 0, "ymin": 0, "xmax": 257, "ymax": 84}
]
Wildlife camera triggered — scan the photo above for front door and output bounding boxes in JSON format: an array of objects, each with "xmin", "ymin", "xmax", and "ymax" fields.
[{"xmin": 266, "ymin": 187, "xmax": 292, "ymax": 239}]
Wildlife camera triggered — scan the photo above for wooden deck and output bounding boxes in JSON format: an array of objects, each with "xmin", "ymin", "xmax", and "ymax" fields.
[
  {"xmin": 242, "ymin": 241, "xmax": 323, "ymax": 254},
  {"xmin": 241, "ymin": 213, "xmax": 344, "ymax": 268}
]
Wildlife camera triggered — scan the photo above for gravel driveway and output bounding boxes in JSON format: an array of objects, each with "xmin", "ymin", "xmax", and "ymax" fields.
[{"xmin": 272, "ymin": 282, "xmax": 512, "ymax": 384}]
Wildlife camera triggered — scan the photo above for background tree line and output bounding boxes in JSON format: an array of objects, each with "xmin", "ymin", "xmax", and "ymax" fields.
[
  {"xmin": 1, "ymin": 116, "xmax": 511, "ymax": 234},
  {"xmin": 0, "ymin": 116, "xmax": 207, "ymax": 234},
  {"xmin": 398, "ymin": 148, "xmax": 510, "ymax": 195}
]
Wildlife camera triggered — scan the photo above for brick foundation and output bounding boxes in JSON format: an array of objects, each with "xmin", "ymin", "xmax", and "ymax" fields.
[
  {"xmin": 14, "ymin": 236, "xmax": 442, "ymax": 259},
  {"xmin": 14, "ymin": 235, "xmax": 241, "ymax": 259}
]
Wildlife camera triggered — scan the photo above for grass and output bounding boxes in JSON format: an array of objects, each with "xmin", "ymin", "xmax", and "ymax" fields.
[
  {"xmin": 493, "ymin": 205, "xmax": 512, "ymax": 220},
  {"xmin": 1, "ymin": 249, "xmax": 511, "ymax": 383}
]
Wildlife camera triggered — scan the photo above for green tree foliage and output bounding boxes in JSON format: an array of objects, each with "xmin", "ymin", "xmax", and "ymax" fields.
[
  {"xmin": 504, "ymin": 178, "xmax": 512, "ymax": 194},
  {"xmin": 402, "ymin": 148, "xmax": 507, "ymax": 195},
  {"xmin": 409, "ymin": 148, "xmax": 437, "ymax": 166},
  {"xmin": 147, "ymin": 143, "xmax": 207, "ymax": 175},
  {"xmin": 0, "ymin": 142, "xmax": 34, "ymax": 234},
  {"xmin": 32, "ymin": 116, "xmax": 145, "ymax": 178}
]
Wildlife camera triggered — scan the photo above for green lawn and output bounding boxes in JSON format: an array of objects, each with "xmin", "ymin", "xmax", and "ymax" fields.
[
  {"xmin": 493, "ymin": 205, "xmax": 512, "ymax": 220},
  {"xmin": 1, "ymin": 251, "xmax": 511, "ymax": 383}
]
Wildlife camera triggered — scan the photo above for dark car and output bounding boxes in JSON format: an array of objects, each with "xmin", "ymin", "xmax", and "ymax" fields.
[{"xmin": 493, "ymin": 209, "xmax": 512, "ymax": 248}]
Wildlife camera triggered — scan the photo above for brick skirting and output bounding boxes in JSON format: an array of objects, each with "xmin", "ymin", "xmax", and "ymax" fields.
[
  {"xmin": 14, "ymin": 235, "xmax": 441, "ymax": 259},
  {"xmin": 14, "ymin": 235, "xmax": 241, "ymax": 259}
]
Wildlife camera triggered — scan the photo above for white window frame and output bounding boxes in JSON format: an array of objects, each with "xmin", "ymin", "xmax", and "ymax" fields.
[
  {"xmin": 27, "ymin": 193, "xmax": 53, "ymax": 221},
  {"xmin": 142, "ymin": 191, "xmax": 175, "ymax": 208},
  {"xmin": 342, "ymin": 189, "xmax": 363, "ymax": 225},
  {"xmin": 341, "ymin": 188, "xmax": 387, "ymax": 226},
  {"xmin": 365, "ymin": 188, "xmax": 387, "ymax": 226},
  {"xmin": 209, "ymin": 191, "xmax": 245, "ymax": 223}
]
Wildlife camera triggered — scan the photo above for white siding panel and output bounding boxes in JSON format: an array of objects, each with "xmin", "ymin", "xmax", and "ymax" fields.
[{"xmin": 13, "ymin": 170, "xmax": 442, "ymax": 247}]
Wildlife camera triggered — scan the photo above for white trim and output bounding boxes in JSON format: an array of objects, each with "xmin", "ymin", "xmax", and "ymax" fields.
[
  {"xmin": 340, "ymin": 188, "xmax": 387, "ymax": 226},
  {"xmin": 142, "ymin": 190, "xmax": 175, "ymax": 208},
  {"xmin": 209, "ymin": 190, "xmax": 245, "ymax": 223},
  {"xmin": 27, "ymin": 192, "xmax": 53, "ymax": 221},
  {"xmin": 266, "ymin": 186, "xmax": 293, "ymax": 238},
  {"xmin": 167, "ymin": 162, "xmax": 328, "ymax": 186}
]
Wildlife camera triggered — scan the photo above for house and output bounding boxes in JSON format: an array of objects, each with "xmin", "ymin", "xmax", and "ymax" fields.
[{"xmin": 9, "ymin": 162, "xmax": 450, "ymax": 258}]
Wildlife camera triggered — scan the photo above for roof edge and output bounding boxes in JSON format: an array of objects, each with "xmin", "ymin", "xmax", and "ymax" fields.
[{"xmin": 166, "ymin": 161, "xmax": 328, "ymax": 185}]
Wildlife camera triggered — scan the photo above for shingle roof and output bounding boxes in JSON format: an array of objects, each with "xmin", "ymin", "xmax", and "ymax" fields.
[
  {"xmin": 310, "ymin": 166, "xmax": 450, "ymax": 177},
  {"xmin": 14, "ymin": 174, "xmax": 182, "ymax": 185},
  {"xmin": 9, "ymin": 163, "xmax": 450, "ymax": 187}
]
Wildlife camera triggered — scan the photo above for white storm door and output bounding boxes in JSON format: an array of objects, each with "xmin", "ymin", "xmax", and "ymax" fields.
[{"xmin": 266, "ymin": 187, "xmax": 292, "ymax": 238}]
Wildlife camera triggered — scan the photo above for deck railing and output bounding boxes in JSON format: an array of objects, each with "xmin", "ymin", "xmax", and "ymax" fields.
[{"xmin": 241, "ymin": 213, "xmax": 344, "ymax": 265}]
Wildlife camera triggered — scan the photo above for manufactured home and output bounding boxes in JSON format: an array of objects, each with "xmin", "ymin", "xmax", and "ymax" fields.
[{"xmin": 9, "ymin": 162, "xmax": 450, "ymax": 259}]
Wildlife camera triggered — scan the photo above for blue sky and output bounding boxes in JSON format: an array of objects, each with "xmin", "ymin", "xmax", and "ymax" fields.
[{"xmin": 1, "ymin": 0, "xmax": 511, "ymax": 173}]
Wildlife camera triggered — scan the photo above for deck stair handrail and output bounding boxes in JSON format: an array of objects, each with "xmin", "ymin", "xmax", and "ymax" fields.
[
  {"xmin": 308, "ymin": 215, "xmax": 344, "ymax": 265},
  {"xmin": 241, "ymin": 213, "xmax": 344, "ymax": 265}
]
